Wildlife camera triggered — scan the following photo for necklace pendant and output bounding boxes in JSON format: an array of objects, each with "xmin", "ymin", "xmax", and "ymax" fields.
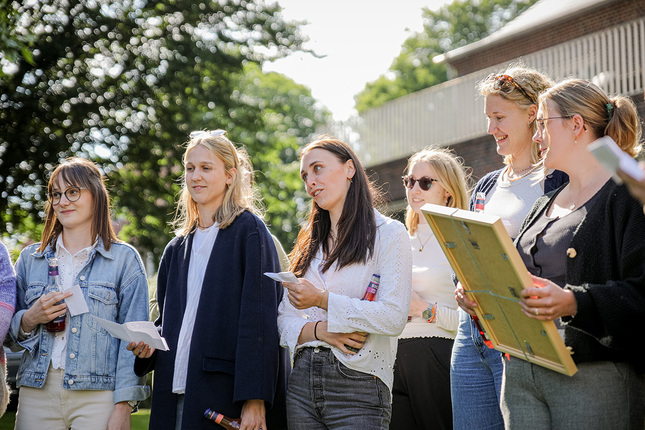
[{"xmin": 419, "ymin": 246, "xmax": 423, "ymax": 252}]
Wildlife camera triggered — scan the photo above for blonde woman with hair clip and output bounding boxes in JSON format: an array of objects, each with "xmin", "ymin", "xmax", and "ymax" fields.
[
  {"xmin": 451, "ymin": 66, "xmax": 568, "ymax": 430},
  {"xmin": 390, "ymin": 147, "xmax": 469, "ymax": 430},
  {"xmin": 504, "ymin": 79, "xmax": 645, "ymax": 429},
  {"xmin": 129, "ymin": 130, "xmax": 288, "ymax": 430}
]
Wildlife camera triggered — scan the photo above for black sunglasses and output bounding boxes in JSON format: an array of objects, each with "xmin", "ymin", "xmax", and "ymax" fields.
[{"xmin": 402, "ymin": 175, "xmax": 437, "ymax": 191}]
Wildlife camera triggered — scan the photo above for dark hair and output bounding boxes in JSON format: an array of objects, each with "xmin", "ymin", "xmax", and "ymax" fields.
[
  {"xmin": 38, "ymin": 158, "xmax": 118, "ymax": 252},
  {"xmin": 289, "ymin": 137, "xmax": 379, "ymax": 277}
]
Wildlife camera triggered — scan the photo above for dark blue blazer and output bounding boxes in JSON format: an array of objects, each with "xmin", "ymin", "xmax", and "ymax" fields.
[{"xmin": 136, "ymin": 211, "xmax": 288, "ymax": 430}]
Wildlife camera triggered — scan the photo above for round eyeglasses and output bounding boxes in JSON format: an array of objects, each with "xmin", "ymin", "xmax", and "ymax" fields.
[
  {"xmin": 47, "ymin": 186, "xmax": 86, "ymax": 205},
  {"xmin": 402, "ymin": 175, "xmax": 437, "ymax": 191}
]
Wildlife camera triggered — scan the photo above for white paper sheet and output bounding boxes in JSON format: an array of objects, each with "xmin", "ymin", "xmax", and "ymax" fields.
[
  {"xmin": 65, "ymin": 285, "xmax": 89, "ymax": 316},
  {"xmin": 588, "ymin": 135, "xmax": 644, "ymax": 183},
  {"xmin": 92, "ymin": 316, "xmax": 169, "ymax": 351},
  {"xmin": 264, "ymin": 271, "xmax": 300, "ymax": 283}
]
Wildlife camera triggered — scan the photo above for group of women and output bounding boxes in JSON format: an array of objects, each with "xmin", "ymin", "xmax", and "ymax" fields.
[{"xmin": 1, "ymin": 64, "xmax": 644, "ymax": 430}]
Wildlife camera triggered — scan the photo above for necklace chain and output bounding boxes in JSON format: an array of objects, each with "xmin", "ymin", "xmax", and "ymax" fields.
[
  {"xmin": 506, "ymin": 164, "xmax": 539, "ymax": 182},
  {"xmin": 416, "ymin": 231, "xmax": 432, "ymax": 252}
]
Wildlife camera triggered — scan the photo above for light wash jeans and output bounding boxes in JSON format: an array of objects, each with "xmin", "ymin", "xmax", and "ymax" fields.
[
  {"xmin": 450, "ymin": 310, "xmax": 504, "ymax": 430},
  {"xmin": 286, "ymin": 347, "xmax": 391, "ymax": 430}
]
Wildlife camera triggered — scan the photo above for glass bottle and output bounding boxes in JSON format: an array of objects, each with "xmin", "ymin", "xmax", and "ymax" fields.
[
  {"xmin": 346, "ymin": 274, "xmax": 380, "ymax": 352},
  {"xmin": 45, "ymin": 258, "xmax": 66, "ymax": 333},
  {"xmin": 204, "ymin": 409, "xmax": 241, "ymax": 429}
]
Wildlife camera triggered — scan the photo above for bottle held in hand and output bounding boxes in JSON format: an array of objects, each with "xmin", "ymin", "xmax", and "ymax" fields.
[
  {"xmin": 204, "ymin": 409, "xmax": 241, "ymax": 429},
  {"xmin": 346, "ymin": 274, "xmax": 380, "ymax": 353},
  {"xmin": 45, "ymin": 258, "xmax": 66, "ymax": 333}
]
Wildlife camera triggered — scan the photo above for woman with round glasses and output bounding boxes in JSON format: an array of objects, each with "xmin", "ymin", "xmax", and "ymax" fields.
[
  {"xmin": 450, "ymin": 66, "xmax": 568, "ymax": 429},
  {"xmin": 278, "ymin": 137, "xmax": 412, "ymax": 429},
  {"xmin": 390, "ymin": 147, "xmax": 469, "ymax": 430},
  {"xmin": 129, "ymin": 130, "xmax": 288, "ymax": 430},
  {"xmin": 8, "ymin": 157, "xmax": 149, "ymax": 429},
  {"xmin": 502, "ymin": 79, "xmax": 645, "ymax": 428}
]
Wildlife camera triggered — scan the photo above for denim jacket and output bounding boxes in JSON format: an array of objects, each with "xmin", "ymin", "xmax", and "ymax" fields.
[{"xmin": 9, "ymin": 238, "xmax": 150, "ymax": 403}]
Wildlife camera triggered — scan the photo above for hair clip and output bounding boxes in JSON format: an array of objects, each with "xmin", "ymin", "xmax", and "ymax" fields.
[{"xmin": 606, "ymin": 102, "xmax": 614, "ymax": 120}]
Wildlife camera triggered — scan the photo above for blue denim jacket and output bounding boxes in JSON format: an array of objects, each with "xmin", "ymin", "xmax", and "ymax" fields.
[{"xmin": 9, "ymin": 238, "xmax": 150, "ymax": 403}]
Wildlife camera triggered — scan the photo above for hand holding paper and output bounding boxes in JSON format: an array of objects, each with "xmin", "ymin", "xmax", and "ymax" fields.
[
  {"xmin": 264, "ymin": 271, "xmax": 300, "ymax": 284},
  {"xmin": 93, "ymin": 316, "xmax": 169, "ymax": 351}
]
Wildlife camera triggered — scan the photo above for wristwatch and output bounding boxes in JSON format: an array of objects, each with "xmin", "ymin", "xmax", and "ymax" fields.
[
  {"xmin": 422, "ymin": 302, "xmax": 437, "ymax": 323},
  {"xmin": 128, "ymin": 400, "xmax": 139, "ymax": 413}
]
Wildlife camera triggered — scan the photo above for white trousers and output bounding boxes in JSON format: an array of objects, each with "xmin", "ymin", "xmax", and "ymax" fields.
[{"xmin": 15, "ymin": 366, "xmax": 114, "ymax": 430}]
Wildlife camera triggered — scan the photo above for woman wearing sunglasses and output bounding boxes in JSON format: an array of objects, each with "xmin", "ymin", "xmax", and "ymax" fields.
[
  {"xmin": 9, "ymin": 158, "xmax": 149, "ymax": 429},
  {"xmin": 451, "ymin": 67, "xmax": 568, "ymax": 429},
  {"xmin": 390, "ymin": 147, "xmax": 469, "ymax": 430},
  {"xmin": 129, "ymin": 130, "xmax": 288, "ymax": 430},
  {"xmin": 278, "ymin": 137, "xmax": 412, "ymax": 429},
  {"xmin": 502, "ymin": 79, "xmax": 645, "ymax": 428}
]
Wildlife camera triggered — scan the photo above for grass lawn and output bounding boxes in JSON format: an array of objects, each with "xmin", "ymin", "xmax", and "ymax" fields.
[{"xmin": 0, "ymin": 408, "xmax": 150, "ymax": 429}]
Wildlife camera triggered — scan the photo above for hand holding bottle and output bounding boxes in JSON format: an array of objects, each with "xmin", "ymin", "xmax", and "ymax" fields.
[{"xmin": 20, "ymin": 290, "xmax": 73, "ymax": 333}]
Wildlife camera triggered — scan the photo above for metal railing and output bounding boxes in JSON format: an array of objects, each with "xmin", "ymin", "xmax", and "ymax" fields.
[{"xmin": 321, "ymin": 18, "xmax": 645, "ymax": 167}]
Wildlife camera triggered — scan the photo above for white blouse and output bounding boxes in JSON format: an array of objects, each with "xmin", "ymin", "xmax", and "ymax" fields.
[
  {"xmin": 278, "ymin": 210, "xmax": 412, "ymax": 392},
  {"xmin": 400, "ymin": 223, "xmax": 459, "ymax": 340}
]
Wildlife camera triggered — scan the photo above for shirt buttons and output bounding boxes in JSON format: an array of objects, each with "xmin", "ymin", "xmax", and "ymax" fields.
[
  {"xmin": 80, "ymin": 276, "xmax": 86, "ymax": 281},
  {"xmin": 68, "ymin": 379, "xmax": 75, "ymax": 385},
  {"xmin": 69, "ymin": 353, "xmax": 76, "ymax": 359},
  {"xmin": 71, "ymin": 328, "xmax": 77, "ymax": 334},
  {"xmin": 566, "ymin": 248, "xmax": 577, "ymax": 258}
]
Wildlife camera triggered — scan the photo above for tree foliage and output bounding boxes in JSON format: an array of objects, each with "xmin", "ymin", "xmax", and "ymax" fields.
[
  {"xmin": 1, "ymin": 0, "xmax": 325, "ymax": 263},
  {"xmin": 354, "ymin": 0, "xmax": 538, "ymax": 113}
]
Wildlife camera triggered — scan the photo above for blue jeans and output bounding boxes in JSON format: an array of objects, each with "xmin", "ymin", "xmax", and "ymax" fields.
[
  {"xmin": 450, "ymin": 310, "xmax": 504, "ymax": 430},
  {"xmin": 287, "ymin": 347, "xmax": 391, "ymax": 430}
]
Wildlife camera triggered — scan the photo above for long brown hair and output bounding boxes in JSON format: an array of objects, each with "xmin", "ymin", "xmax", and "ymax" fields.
[
  {"xmin": 38, "ymin": 158, "xmax": 117, "ymax": 252},
  {"xmin": 289, "ymin": 137, "xmax": 380, "ymax": 277}
]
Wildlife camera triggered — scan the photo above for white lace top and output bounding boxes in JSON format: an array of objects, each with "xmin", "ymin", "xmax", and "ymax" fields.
[
  {"xmin": 278, "ymin": 210, "xmax": 412, "ymax": 392},
  {"xmin": 400, "ymin": 223, "xmax": 459, "ymax": 340}
]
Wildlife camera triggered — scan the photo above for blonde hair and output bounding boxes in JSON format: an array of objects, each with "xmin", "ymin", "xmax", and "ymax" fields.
[
  {"xmin": 173, "ymin": 132, "xmax": 263, "ymax": 236},
  {"xmin": 404, "ymin": 146, "xmax": 470, "ymax": 235},
  {"xmin": 478, "ymin": 65, "xmax": 554, "ymax": 165},
  {"xmin": 539, "ymin": 79, "xmax": 642, "ymax": 157}
]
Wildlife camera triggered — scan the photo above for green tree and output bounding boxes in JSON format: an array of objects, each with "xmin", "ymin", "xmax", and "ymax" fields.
[
  {"xmin": 1, "ymin": 0, "xmax": 322, "ymax": 263},
  {"xmin": 355, "ymin": 0, "xmax": 538, "ymax": 112}
]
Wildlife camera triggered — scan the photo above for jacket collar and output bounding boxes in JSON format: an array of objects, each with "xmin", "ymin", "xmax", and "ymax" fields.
[{"xmin": 31, "ymin": 236, "xmax": 113, "ymax": 260}]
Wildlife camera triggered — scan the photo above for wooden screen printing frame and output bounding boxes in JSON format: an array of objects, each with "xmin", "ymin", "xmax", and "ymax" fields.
[{"xmin": 421, "ymin": 203, "xmax": 577, "ymax": 376}]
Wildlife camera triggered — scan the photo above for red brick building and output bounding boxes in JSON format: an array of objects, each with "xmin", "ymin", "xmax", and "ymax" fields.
[{"xmin": 325, "ymin": 0, "xmax": 645, "ymax": 215}]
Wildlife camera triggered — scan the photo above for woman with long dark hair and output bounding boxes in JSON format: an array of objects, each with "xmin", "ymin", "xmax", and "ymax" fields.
[{"xmin": 278, "ymin": 137, "xmax": 412, "ymax": 430}]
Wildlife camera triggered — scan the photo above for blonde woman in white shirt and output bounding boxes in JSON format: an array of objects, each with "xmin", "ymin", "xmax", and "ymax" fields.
[
  {"xmin": 390, "ymin": 147, "xmax": 469, "ymax": 430},
  {"xmin": 279, "ymin": 137, "xmax": 412, "ymax": 430}
]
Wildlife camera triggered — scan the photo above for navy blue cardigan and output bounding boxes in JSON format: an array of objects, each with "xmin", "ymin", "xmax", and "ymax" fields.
[{"xmin": 136, "ymin": 211, "xmax": 288, "ymax": 430}]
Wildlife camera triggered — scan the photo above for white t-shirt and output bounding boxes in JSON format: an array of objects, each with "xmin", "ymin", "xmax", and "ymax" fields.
[
  {"xmin": 484, "ymin": 169, "xmax": 545, "ymax": 239},
  {"xmin": 172, "ymin": 223, "xmax": 219, "ymax": 393},
  {"xmin": 400, "ymin": 223, "xmax": 459, "ymax": 340}
]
